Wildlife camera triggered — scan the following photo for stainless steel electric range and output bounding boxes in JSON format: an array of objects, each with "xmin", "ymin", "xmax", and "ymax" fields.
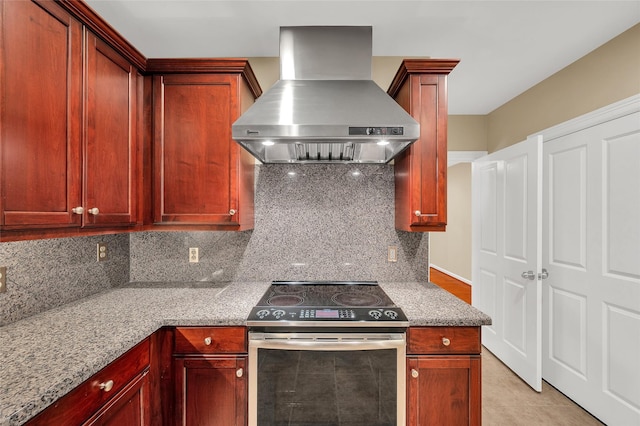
[
  {"xmin": 247, "ymin": 281, "xmax": 408, "ymax": 426},
  {"xmin": 246, "ymin": 280, "xmax": 409, "ymax": 329}
]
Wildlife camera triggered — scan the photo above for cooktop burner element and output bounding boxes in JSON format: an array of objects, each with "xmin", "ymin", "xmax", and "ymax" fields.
[
  {"xmin": 266, "ymin": 294, "xmax": 304, "ymax": 306},
  {"xmin": 247, "ymin": 281, "xmax": 409, "ymax": 328},
  {"xmin": 331, "ymin": 291, "xmax": 383, "ymax": 307}
]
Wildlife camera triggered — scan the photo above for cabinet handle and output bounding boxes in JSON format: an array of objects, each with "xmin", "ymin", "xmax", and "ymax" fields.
[
  {"xmin": 414, "ymin": 210, "xmax": 430, "ymax": 217},
  {"xmin": 236, "ymin": 368, "xmax": 243, "ymax": 378},
  {"xmin": 88, "ymin": 207, "xmax": 99, "ymax": 215},
  {"xmin": 411, "ymin": 369, "xmax": 419, "ymax": 378},
  {"xmin": 442, "ymin": 337, "xmax": 451, "ymax": 346},
  {"xmin": 72, "ymin": 207, "xmax": 84, "ymax": 215},
  {"xmin": 99, "ymin": 380, "xmax": 114, "ymax": 392},
  {"xmin": 229, "ymin": 209, "xmax": 236, "ymax": 216},
  {"xmin": 204, "ymin": 337, "xmax": 212, "ymax": 346}
]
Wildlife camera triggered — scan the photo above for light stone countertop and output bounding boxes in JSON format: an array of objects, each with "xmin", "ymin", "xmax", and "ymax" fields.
[{"xmin": 0, "ymin": 281, "xmax": 490, "ymax": 426}]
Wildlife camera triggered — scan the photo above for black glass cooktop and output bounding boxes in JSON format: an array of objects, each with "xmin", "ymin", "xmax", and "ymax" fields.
[
  {"xmin": 247, "ymin": 281, "xmax": 409, "ymax": 327},
  {"xmin": 254, "ymin": 281, "xmax": 396, "ymax": 308}
]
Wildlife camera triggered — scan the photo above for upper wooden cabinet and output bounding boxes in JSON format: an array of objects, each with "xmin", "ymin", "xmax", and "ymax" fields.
[
  {"xmin": 1, "ymin": 0, "xmax": 83, "ymax": 232},
  {"xmin": 149, "ymin": 60, "xmax": 261, "ymax": 230},
  {"xmin": 0, "ymin": 0, "xmax": 140, "ymax": 240},
  {"xmin": 388, "ymin": 59, "xmax": 459, "ymax": 232},
  {"xmin": 83, "ymin": 32, "xmax": 138, "ymax": 228}
]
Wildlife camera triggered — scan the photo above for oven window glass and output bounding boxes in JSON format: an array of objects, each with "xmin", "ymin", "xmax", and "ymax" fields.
[{"xmin": 257, "ymin": 348, "xmax": 397, "ymax": 425}]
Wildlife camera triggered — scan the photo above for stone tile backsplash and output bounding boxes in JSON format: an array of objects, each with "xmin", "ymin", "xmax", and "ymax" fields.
[
  {"xmin": 0, "ymin": 234, "xmax": 129, "ymax": 326},
  {"xmin": 130, "ymin": 164, "xmax": 428, "ymax": 283},
  {"xmin": 1, "ymin": 164, "xmax": 428, "ymax": 325}
]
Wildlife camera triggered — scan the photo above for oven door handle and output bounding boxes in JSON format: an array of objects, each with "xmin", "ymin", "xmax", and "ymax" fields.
[{"xmin": 248, "ymin": 332, "xmax": 406, "ymax": 351}]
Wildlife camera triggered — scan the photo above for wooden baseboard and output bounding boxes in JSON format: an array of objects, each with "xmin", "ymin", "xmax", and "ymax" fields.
[{"xmin": 429, "ymin": 267, "xmax": 472, "ymax": 304}]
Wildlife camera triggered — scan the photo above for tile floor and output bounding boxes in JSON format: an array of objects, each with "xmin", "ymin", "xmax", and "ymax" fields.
[{"xmin": 482, "ymin": 348, "xmax": 605, "ymax": 425}]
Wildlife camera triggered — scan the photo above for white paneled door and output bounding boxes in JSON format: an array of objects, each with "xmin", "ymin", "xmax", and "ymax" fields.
[
  {"xmin": 542, "ymin": 111, "xmax": 640, "ymax": 425},
  {"xmin": 472, "ymin": 136, "xmax": 543, "ymax": 391}
]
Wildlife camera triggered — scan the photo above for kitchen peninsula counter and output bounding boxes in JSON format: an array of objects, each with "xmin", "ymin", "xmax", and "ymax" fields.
[{"xmin": 0, "ymin": 281, "xmax": 490, "ymax": 425}]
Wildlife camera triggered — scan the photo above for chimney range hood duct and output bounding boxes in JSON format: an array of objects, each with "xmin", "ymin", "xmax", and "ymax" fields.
[{"xmin": 232, "ymin": 26, "xmax": 419, "ymax": 163}]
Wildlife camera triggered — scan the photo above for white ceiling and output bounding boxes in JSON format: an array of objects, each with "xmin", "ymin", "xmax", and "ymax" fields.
[{"xmin": 85, "ymin": 0, "xmax": 640, "ymax": 114}]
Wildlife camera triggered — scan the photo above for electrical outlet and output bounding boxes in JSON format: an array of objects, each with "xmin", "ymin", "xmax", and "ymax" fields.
[
  {"xmin": 0, "ymin": 266, "xmax": 6, "ymax": 293},
  {"xmin": 189, "ymin": 247, "xmax": 199, "ymax": 263},
  {"xmin": 97, "ymin": 243, "xmax": 108, "ymax": 262},
  {"xmin": 387, "ymin": 246, "xmax": 398, "ymax": 263}
]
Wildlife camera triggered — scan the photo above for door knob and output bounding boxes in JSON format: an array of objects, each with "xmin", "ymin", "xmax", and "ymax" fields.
[
  {"xmin": 521, "ymin": 271, "xmax": 536, "ymax": 280},
  {"xmin": 72, "ymin": 206, "xmax": 84, "ymax": 214},
  {"xmin": 538, "ymin": 268, "xmax": 549, "ymax": 280},
  {"xmin": 88, "ymin": 207, "xmax": 99, "ymax": 215}
]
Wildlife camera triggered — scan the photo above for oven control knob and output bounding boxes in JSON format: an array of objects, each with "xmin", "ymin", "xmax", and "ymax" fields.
[
  {"xmin": 368, "ymin": 310, "xmax": 382, "ymax": 320},
  {"xmin": 256, "ymin": 309, "xmax": 270, "ymax": 319},
  {"xmin": 273, "ymin": 310, "xmax": 286, "ymax": 319},
  {"xmin": 384, "ymin": 310, "xmax": 398, "ymax": 319}
]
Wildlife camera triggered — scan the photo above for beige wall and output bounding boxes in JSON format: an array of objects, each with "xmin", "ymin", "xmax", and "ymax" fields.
[
  {"xmin": 429, "ymin": 163, "xmax": 472, "ymax": 281},
  {"xmin": 448, "ymin": 115, "xmax": 488, "ymax": 151},
  {"xmin": 487, "ymin": 23, "xmax": 640, "ymax": 152}
]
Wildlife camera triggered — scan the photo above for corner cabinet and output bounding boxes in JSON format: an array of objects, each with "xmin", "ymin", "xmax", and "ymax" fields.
[
  {"xmin": 149, "ymin": 60, "xmax": 261, "ymax": 230},
  {"xmin": 173, "ymin": 327, "xmax": 248, "ymax": 425},
  {"xmin": 0, "ymin": 0, "xmax": 140, "ymax": 240},
  {"xmin": 406, "ymin": 326, "xmax": 482, "ymax": 425},
  {"xmin": 26, "ymin": 339, "xmax": 151, "ymax": 426},
  {"xmin": 388, "ymin": 60, "xmax": 459, "ymax": 232}
]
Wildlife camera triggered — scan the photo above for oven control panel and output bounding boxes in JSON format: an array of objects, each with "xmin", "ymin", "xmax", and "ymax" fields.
[{"xmin": 247, "ymin": 306, "xmax": 408, "ymax": 325}]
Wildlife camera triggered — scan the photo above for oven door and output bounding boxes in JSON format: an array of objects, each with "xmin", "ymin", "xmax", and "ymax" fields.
[{"xmin": 248, "ymin": 331, "xmax": 406, "ymax": 426}]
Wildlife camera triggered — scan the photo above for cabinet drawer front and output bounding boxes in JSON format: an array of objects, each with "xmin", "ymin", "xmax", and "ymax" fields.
[
  {"xmin": 174, "ymin": 327, "xmax": 247, "ymax": 354},
  {"xmin": 27, "ymin": 339, "xmax": 150, "ymax": 425},
  {"xmin": 408, "ymin": 327, "xmax": 480, "ymax": 354}
]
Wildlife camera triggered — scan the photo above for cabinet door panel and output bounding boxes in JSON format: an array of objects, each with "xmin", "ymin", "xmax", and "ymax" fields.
[
  {"xmin": 154, "ymin": 74, "xmax": 239, "ymax": 225},
  {"xmin": 407, "ymin": 356, "xmax": 481, "ymax": 426},
  {"xmin": 174, "ymin": 356, "xmax": 247, "ymax": 426},
  {"xmin": 84, "ymin": 371, "xmax": 149, "ymax": 426},
  {"xmin": 84, "ymin": 34, "xmax": 137, "ymax": 227},
  {"xmin": 1, "ymin": 0, "xmax": 82, "ymax": 228},
  {"xmin": 415, "ymin": 74, "xmax": 447, "ymax": 227}
]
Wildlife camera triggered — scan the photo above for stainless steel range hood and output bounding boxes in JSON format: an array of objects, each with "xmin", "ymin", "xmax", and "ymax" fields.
[{"xmin": 232, "ymin": 26, "xmax": 419, "ymax": 163}]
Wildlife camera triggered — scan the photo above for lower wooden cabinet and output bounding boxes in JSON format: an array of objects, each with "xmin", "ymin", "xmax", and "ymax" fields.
[
  {"xmin": 407, "ymin": 355, "xmax": 481, "ymax": 426},
  {"xmin": 173, "ymin": 356, "xmax": 247, "ymax": 426},
  {"xmin": 26, "ymin": 339, "xmax": 151, "ymax": 426},
  {"xmin": 406, "ymin": 327, "xmax": 482, "ymax": 426},
  {"xmin": 84, "ymin": 371, "xmax": 150, "ymax": 426},
  {"xmin": 172, "ymin": 327, "xmax": 248, "ymax": 426}
]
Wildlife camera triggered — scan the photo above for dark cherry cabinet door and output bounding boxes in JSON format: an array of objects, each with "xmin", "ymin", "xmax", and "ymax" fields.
[
  {"xmin": 153, "ymin": 74, "xmax": 244, "ymax": 226},
  {"xmin": 174, "ymin": 356, "xmax": 247, "ymax": 426},
  {"xmin": 84, "ymin": 371, "xmax": 150, "ymax": 426},
  {"xmin": 84, "ymin": 32, "xmax": 138, "ymax": 227},
  {"xmin": 26, "ymin": 339, "xmax": 151, "ymax": 426},
  {"xmin": 1, "ymin": 0, "xmax": 83, "ymax": 229},
  {"xmin": 407, "ymin": 355, "xmax": 481, "ymax": 426},
  {"xmin": 390, "ymin": 60, "xmax": 458, "ymax": 232}
]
